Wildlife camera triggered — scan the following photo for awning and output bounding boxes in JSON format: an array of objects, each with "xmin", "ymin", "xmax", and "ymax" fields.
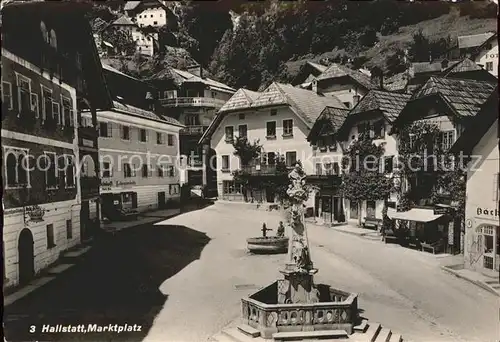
[{"xmin": 387, "ymin": 207, "xmax": 444, "ymax": 223}]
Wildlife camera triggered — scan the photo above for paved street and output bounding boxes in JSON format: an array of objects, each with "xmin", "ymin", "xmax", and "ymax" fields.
[{"xmin": 4, "ymin": 202, "xmax": 499, "ymax": 342}]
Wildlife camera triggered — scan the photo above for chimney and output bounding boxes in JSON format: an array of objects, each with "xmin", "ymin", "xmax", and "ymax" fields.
[{"xmin": 187, "ymin": 64, "xmax": 203, "ymax": 78}]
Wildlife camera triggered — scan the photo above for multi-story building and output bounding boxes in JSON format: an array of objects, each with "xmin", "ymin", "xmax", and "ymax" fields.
[
  {"xmin": 390, "ymin": 77, "xmax": 496, "ymax": 254},
  {"xmin": 152, "ymin": 65, "xmax": 235, "ymax": 195},
  {"xmin": 82, "ymin": 65, "xmax": 184, "ymax": 217},
  {"xmin": 2, "ymin": 1, "xmax": 111, "ymax": 288},
  {"xmin": 310, "ymin": 63, "xmax": 378, "ymax": 109},
  {"xmin": 306, "ymin": 106, "xmax": 350, "ymax": 224},
  {"xmin": 451, "ymin": 89, "xmax": 499, "ymax": 275},
  {"xmin": 333, "ymin": 90, "xmax": 411, "ymax": 226},
  {"xmin": 457, "ymin": 32, "xmax": 498, "ymax": 77},
  {"xmin": 200, "ymin": 82, "xmax": 346, "ymax": 207}
]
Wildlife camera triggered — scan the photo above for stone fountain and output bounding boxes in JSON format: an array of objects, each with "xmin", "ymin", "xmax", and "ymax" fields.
[
  {"xmin": 240, "ymin": 163, "xmax": 358, "ymax": 340},
  {"xmin": 247, "ymin": 223, "xmax": 289, "ymax": 254}
]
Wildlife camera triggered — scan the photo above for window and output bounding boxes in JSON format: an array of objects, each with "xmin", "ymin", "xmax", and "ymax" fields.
[
  {"xmin": 167, "ymin": 165, "xmax": 175, "ymax": 177},
  {"xmin": 124, "ymin": 163, "xmax": 136, "ymax": 178},
  {"xmin": 41, "ymin": 87, "xmax": 53, "ymax": 120},
  {"xmin": 49, "ymin": 29, "xmax": 57, "ymax": 50},
  {"xmin": 52, "ymin": 101, "xmax": 61, "ymax": 125},
  {"xmin": 266, "ymin": 121, "xmax": 276, "ymax": 138},
  {"xmin": 283, "ymin": 119, "xmax": 293, "ymax": 136},
  {"xmin": 239, "ymin": 113, "xmax": 245, "ymax": 120},
  {"xmin": 384, "ymin": 156, "xmax": 394, "ymax": 173},
  {"xmin": 142, "ymin": 164, "xmax": 153, "ymax": 178},
  {"xmin": 225, "ymin": 126, "xmax": 234, "ymax": 142},
  {"xmin": 211, "ymin": 91, "xmax": 217, "ymax": 98},
  {"xmin": 167, "ymin": 134, "xmax": 175, "ymax": 146},
  {"xmin": 315, "ymin": 163, "xmax": 322, "ymax": 175},
  {"xmin": 343, "ymin": 102, "xmax": 351, "ymax": 109},
  {"xmin": 163, "ymin": 90, "xmax": 177, "ymax": 99},
  {"xmin": 46, "ymin": 224, "xmax": 55, "ymax": 249},
  {"xmin": 333, "ymin": 162, "xmax": 340, "ymax": 175},
  {"xmin": 16, "ymin": 74, "xmax": 31, "ymax": 114},
  {"xmin": 185, "ymin": 114, "xmax": 199, "ymax": 126},
  {"xmin": 270, "ymin": 109, "xmax": 277, "ymax": 116},
  {"xmin": 373, "ymin": 120, "xmax": 385, "ymax": 139},
  {"xmin": 223, "ymin": 180, "xmax": 242, "ymax": 194},
  {"xmin": 238, "ymin": 124, "xmax": 247, "ymax": 138},
  {"xmin": 1, "ymin": 81, "xmax": 13, "ymax": 109},
  {"xmin": 66, "ymin": 219, "xmax": 73, "ymax": 239},
  {"xmin": 221, "ymin": 155, "xmax": 230, "ymax": 171},
  {"xmin": 4, "ymin": 148, "xmax": 29, "ymax": 188},
  {"xmin": 40, "ymin": 21, "xmax": 49, "ymax": 43},
  {"xmin": 153, "ymin": 21, "xmax": 158, "ymax": 25},
  {"xmin": 62, "ymin": 155, "xmax": 75, "ymax": 188},
  {"xmin": 121, "ymin": 125, "xmax": 130, "ymax": 140},
  {"xmin": 99, "ymin": 122, "xmax": 112, "ymax": 137},
  {"xmin": 441, "ymin": 130, "xmax": 455, "ymax": 150},
  {"xmin": 486, "ymin": 62, "xmax": 493, "ymax": 71},
  {"xmin": 102, "ymin": 162, "xmax": 112, "ymax": 178},
  {"xmin": 408, "ymin": 134, "xmax": 416, "ymax": 149},
  {"xmin": 62, "ymin": 97, "xmax": 73, "ymax": 127},
  {"xmin": 139, "ymin": 128, "xmax": 148, "ymax": 142},
  {"xmin": 157, "ymin": 164, "xmax": 164, "ymax": 177},
  {"xmin": 44, "ymin": 152, "xmax": 57, "ymax": 189},
  {"xmin": 267, "ymin": 152, "xmax": 276, "ymax": 165},
  {"xmin": 285, "ymin": 151, "xmax": 297, "ymax": 167},
  {"xmin": 151, "ymin": 14, "xmax": 153, "ymax": 17},
  {"xmin": 157, "ymin": 132, "xmax": 165, "ymax": 145},
  {"xmin": 357, "ymin": 122, "xmax": 367, "ymax": 137}
]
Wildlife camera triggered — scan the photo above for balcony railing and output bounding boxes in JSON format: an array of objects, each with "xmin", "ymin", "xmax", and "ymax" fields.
[
  {"xmin": 180, "ymin": 125, "xmax": 209, "ymax": 135},
  {"xmin": 241, "ymin": 164, "xmax": 278, "ymax": 176},
  {"xmin": 159, "ymin": 97, "xmax": 226, "ymax": 108}
]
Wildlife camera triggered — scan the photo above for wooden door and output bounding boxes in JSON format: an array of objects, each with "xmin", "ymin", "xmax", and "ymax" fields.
[{"xmin": 18, "ymin": 228, "xmax": 34, "ymax": 285}]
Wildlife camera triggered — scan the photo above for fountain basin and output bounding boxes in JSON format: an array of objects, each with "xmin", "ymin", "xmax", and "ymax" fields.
[
  {"xmin": 241, "ymin": 281, "xmax": 358, "ymax": 339},
  {"xmin": 247, "ymin": 237, "xmax": 289, "ymax": 254}
]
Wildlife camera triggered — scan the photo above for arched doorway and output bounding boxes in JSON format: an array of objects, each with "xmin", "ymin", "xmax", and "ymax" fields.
[{"xmin": 18, "ymin": 228, "xmax": 34, "ymax": 285}]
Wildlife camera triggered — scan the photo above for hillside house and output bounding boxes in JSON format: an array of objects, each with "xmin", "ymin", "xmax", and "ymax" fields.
[
  {"xmin": 291, "ymin": 61, "xmax": 328, "ymax": 88},
  {"xmin": 311, "ymin": 63, "xmax": 378, "ymax": 109},
  {"xmin": 457, "ymin": 32, "xmax": 498, "ymax": 77},
  {"xmin": 124, "ymin": 0, "xmax": 176, "ymax": 29}
]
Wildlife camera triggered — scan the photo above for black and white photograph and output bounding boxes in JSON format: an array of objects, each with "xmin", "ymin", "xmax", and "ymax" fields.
[{"xmin": 1, "ymin": 0, "xmax": 499, "ymax": 341}]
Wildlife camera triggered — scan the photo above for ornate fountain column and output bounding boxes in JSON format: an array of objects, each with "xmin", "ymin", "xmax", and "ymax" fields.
[{"xmin": 278, "ymin": 163, "xmax": 320, "ymax": 304}]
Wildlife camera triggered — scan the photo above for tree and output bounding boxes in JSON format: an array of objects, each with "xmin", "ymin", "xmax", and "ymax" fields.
[
  {"xmin": 340, "ymin": 136, "xmax": 394, "ymax": 227},
  {"xmin": 100, "ymin": 27, "xmax": 137, "ymax": 56},
  {"xmin": 408, "ymin": 29, "xmax": 431, "ymax": 63},
  {"xmin": 385, "ymin": 49, "xmax": 408, "ymax": 76},
  {"xmin": 231, "ymin": 137, "xmax": 262, "ymax": 202}
]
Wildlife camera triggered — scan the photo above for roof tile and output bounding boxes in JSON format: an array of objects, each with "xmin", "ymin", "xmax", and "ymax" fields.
[
  {"xmin": 315, "ymin": 63, "xmax": 376, "ymax": 90},
  {"xmin": 349, "ymin": 90, "xmax": 411, "ymax": 122}
]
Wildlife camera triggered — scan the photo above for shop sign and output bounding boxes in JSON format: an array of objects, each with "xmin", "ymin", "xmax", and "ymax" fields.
[
  {"xmin": 476, "ymin": 207, "xmax": 499, "ymax": 218},
  {"xmin": 434, "ymin": 206, "xmax": 453, "ymax": 215},
  {"xmin": 24, "ymin": 205, "xmax": 45, "ymax": 223},
  {"xmin": 82, "ymin": 139, "xmax": 94, "ymax": 147}
]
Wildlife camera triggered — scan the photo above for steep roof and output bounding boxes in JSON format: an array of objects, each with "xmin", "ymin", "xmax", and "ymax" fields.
[
  {"xmin": 458, "ymin": 32, "xmax": 496, "ymax": 49},
  {"xmin": 112, "ymin": 100, "xmax": 183, "ymax": 127},
  {"xmin": 349, "ymin": 90, "xmax": 411, "ymax": 122},
  {"xmin": 102, "ymin": 63, "xmax": 140, "ymax": 81},
  {"xmin": 307, "ymin": 106, "xmax": 350, "ymax": 141},
  {"xmin": 441, "ymin": 58, "xmax": 484, "ymax": 76},
  {"xmin": 200, "ymin": 82, "xmax": 346, "ymax": 143},
  {"xmin": 384, "ymin": 72, "xmax": 409, "ymax": 92},
  {"xmin": 307, "ymin": 61, "xmax": 328, "ymax": 73},
  {"xmin": 111, "ymin": 15, "xmax": 135, "ymax": 26},
  {"xmin": 315, "ymin": 63, "xmax": 376, "ymax": 90},
  {"xmin": 124, "ymin": 1, "xmax": 141, "ymax": 11},
  {"xmin": 450, "ymin": 87, "xmax": 498, "ymax": 155},
  {"xmin": 411, "ymin": 77, "xmax": 496, "ymax": 117}
]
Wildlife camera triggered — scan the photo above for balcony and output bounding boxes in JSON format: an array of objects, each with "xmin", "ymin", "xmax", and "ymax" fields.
[
  {"xmin": 81, "ymin": 176, "xmax": 100, "ymax": 200},
  {"xmin": 241, "ymin": 164, "xmax": 278, "ymax": 176},
  {"xmin": 78, "ymin": 126, "xmax": 98, "ymax": 149},
  {"xmin": 159, "ymin": 97, "xmax": 226, "ymax": 108},
  {"xmin": 180, "ymin": 125, "xmax": 209, "ymax": 136}
]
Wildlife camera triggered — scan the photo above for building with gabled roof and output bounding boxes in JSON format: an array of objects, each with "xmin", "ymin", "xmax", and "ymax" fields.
[
  {"xmin": 389, "ymin": 77, "xmax": 496, "ymax": 254},
  {"xmin": 291, "ymin": 60, "xmax": 328, "ymax": 87},
  {"xmin": 450, "ymin": 89, "xmax": 499, "ymax": 275},
  {"xmin": 201, "ymin": 82, "xmax": 346, "ymax": 205},
  {"xmin": 332, "ymin": 90, "xmax": 411, "ymax": 226},
  {"xmin": 311, "ymin": 63, "xmax": 378, "ymax": 109}
]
